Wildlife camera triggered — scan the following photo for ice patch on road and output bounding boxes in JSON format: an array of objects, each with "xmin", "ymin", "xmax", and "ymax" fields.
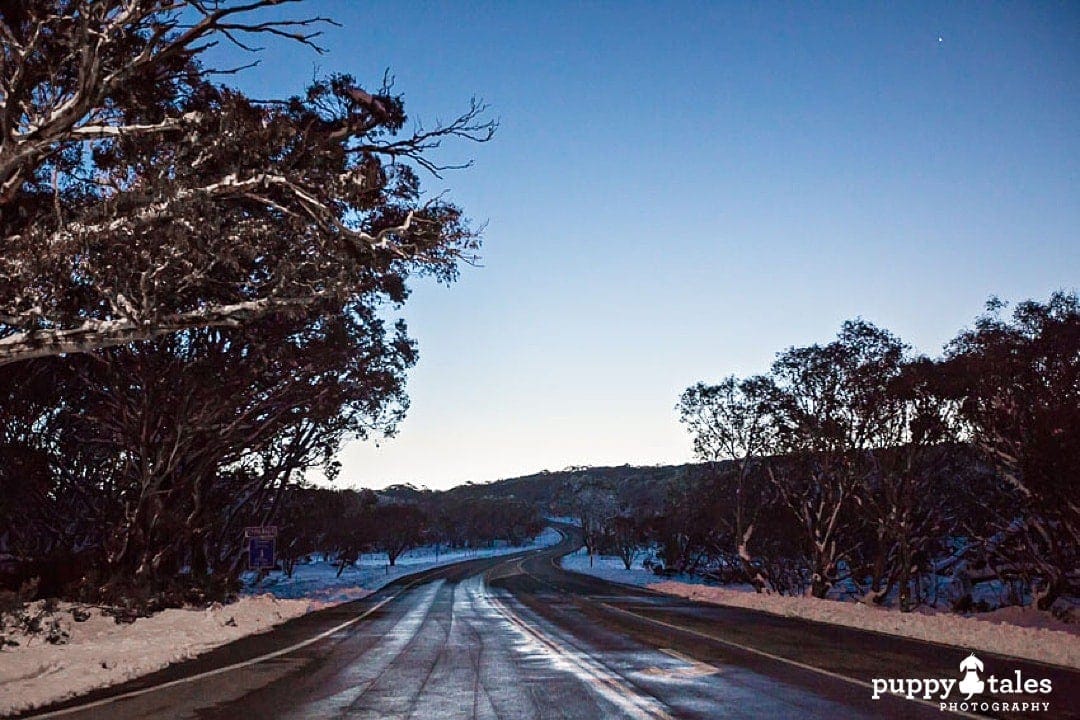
[{"xmin": 276, "ymin": 580, "xmax": 444, "ymax": 720}]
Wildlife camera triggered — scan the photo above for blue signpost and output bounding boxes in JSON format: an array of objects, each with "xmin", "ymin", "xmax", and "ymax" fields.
[{"xmin": 245, "ymin": 526, "xmax": 278, "ymax": 570}]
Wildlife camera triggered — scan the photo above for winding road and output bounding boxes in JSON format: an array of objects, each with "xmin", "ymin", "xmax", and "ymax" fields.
[{"xmin": 19, "ymin": 529, "xmax": 1078, "ymax": 720}]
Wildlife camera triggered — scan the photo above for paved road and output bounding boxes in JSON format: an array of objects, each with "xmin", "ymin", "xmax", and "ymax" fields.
[{"xmin": 20, "ymin": 530, "xmax": 1078, "ymax": 720}]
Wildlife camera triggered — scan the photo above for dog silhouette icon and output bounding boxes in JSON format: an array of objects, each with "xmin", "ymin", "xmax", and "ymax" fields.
[{"xmin": 958, "ymin": 653, "xmax": 985, "ymax": 699}]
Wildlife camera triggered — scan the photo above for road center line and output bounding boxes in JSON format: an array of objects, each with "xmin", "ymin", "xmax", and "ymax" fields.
[{"xmin": 482, "ymin": 583, "xmax": 675, "ymax": 720}]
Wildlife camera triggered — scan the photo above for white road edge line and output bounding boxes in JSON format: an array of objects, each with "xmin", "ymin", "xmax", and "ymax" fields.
[
  {"xmin": 545, "ymin": 537, "xmax": 985, "ymax": 719},
  {"xmin": 20, "ymin": 539, "xmax": 557, "ymax": 720},
  {"xmin": 22, "ymin": 595, "xmax": 398, "ymax": 719},
  {"xmin": 554, "ymin": 550, "xmax": 1072, "ymax": 673},
  {"xmin": 595, "ymin": 602, "xmax": 984, "ymax": 720}
]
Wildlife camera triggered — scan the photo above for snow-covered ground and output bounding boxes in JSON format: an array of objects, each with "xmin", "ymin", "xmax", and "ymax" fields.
[
  {"xmin": 0, "ymin": 595, "xmax": 312, "ymax": 717},
  {"xmin": 559, "ymin": 547, "xmax": 718, "ymax": 588},
  {"xmin": 245, "ymin": 526, "xmax": 563, "ymax": 604},
  {"xmin": 0, "ymin": 528, "xmax": 562, "ymax": 717},
  {"xmin": 561, "ymin": 551, "xmax": 1080, "ymax": 669}
]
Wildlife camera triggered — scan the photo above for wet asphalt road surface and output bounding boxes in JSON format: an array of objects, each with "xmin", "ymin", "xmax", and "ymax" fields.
[{"xmin": 17, "ymin": 530, "xmax": 1078, "ymax": 720}]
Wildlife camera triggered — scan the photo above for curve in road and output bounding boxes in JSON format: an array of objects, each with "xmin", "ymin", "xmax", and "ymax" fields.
[{"xmin": 16, "ymin": 528, "xmax": 1078, "ymax": 720}]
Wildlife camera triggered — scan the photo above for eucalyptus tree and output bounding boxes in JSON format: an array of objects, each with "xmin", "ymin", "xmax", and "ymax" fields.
[
  {"xmin": 942, "ymin": 292, "xmax": 1080, "ymax": 609},
  {"xmin": 51, "ymin": 300, "xmax": 414, "ymax": 603},
  {"xmin": 762, "ymin": 320, "xmax": 907, "ymax": 598},
  {"xmin": 0, "ymin": 1, "xmax": 492, "ymax": 365},
  {"xmin": 677, "ymin": 375, "xmax": 775, "ymax": 590}
]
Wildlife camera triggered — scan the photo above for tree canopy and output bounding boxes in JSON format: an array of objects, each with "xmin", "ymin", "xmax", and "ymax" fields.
[{"xmin": 0, "ymin": 0, "xmax": 494, "ymax": 365}]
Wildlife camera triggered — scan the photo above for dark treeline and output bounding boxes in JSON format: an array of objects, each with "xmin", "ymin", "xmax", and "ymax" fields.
[
  {"xmin": 2, "ymin": 290, "xmax": 1073, "ymax": 619},
  {"xmin": 0, "ymin": 316, "xmax": 543, "ymax": 609},
  {"xmin": 569, "ymin": 292, "xmax": 1077, "ymax": 614},
  {"xmin": 274, "ymin": 486, "xmax": 543, "ymax": 579},
  {"xmin": 0, "ymin": 335, "xmax": 544, "ymax": 610},
  {"xmin": 0, "ymin": 308, "xmax": 416, "ymax": 609}
]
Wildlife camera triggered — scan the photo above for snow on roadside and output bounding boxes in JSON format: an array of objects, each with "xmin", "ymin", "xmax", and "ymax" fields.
[
  {"xmin": 245, "ymin": 526, "xmax": 563, "ymax": 603},
  {"xmin": 563, "ymin": 552, "xmax": 1080, "ymax": 670},
  {"xmin": 0, "ymin": 528, "xmax": 562, "ymax": 717},
  {"xmin": 559, "ymin": 547, "xmax": 676, "ymax": 587},
  {"xmin": 651, "ymin": 581, "xmax": 1080, "ymax": 669},
  {"xmin": 0, "ymin": 595, "xmax": 312, "ymax": 717},
  {"xmin": 559, "ymin": 548, "xmax": 740, "ymax": 590}
]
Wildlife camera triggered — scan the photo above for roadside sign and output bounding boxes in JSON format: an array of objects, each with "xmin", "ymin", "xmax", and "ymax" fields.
[{"xmin": 245, "ymin": 526, "xmax": 278, "ymax": 570}]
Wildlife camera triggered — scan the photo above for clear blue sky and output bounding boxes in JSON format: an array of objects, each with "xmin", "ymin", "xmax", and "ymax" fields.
[{"xmin": 212, "ymin": 1, "xmax": 1078, "ymax": 489}]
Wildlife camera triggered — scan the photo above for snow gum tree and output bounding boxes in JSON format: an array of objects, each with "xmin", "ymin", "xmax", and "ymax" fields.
[
  {"xmin": 565, "ymin": 476, "xmax": 617, "ymax": 567},
  {"xmin": 941, "ymin": 293, "xmax": 1080, "ymax": 610},
  {"xmin": 754, "ymin": 321, "xmax": 906, "ymax": 597},
  {"xmin": 0, "ymin": 0, "xmax": 493, "ymax": 364},
  {"xmin": 372, "ymin": 503, "xmax": 426, "ymax": 567},
  {"xmin": 677, "ymin": 375, "xmax": 775, "ymax": 591},
  {"xmin": 849, "ymin": 356, "xmax": 956, "ymax": 610}
]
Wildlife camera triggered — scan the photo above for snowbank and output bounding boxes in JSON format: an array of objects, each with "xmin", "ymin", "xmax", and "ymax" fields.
[
  {"xmin": 0, "ymin": 528, "xmax": 562, "ymax": 716},
  {"xmin": 560, "ymin": 551, "xmax": 1079, "ymax": 669},
  {"xmin": 650, "ymin": 581, "xmax": 1080, "ymax": 669},
  {"xmin": 0, "ymin": 595, "xmax": 311, "ymax": 717}
]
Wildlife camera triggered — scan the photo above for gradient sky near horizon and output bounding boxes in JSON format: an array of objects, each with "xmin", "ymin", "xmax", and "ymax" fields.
[{"xmin": 212, "ymin": 1, "xmax": 1078, "ymax": 490}]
